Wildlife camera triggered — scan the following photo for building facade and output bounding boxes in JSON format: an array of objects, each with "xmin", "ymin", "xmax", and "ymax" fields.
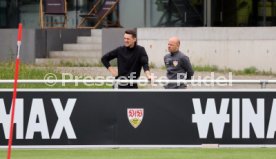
[{"xmin": 1, "ymin": 0, "xmax": 276, "ymax": 28}]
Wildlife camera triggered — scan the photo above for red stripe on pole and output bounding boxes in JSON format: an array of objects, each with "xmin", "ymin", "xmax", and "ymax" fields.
[
  {"xmin": 17, "ymin": 23, "xmax": 22, "ymax": 41},
  {"xmin": 7, "ymin": 23, "xmax": 22, "ymax": 159}
]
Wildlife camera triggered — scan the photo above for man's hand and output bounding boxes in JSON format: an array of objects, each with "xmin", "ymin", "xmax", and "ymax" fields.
[
  {"xmin": 145, "ymin": 70, "xmax": 152, "ymax": 81},
  {"xmin": 108, "ymin": 67, "xmax": 118, "ymax": 77}
]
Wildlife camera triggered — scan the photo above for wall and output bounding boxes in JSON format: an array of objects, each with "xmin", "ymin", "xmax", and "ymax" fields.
[
  {"xmin": 138, "ymin": 27, "xmax": 276, "ymax": 72},
  {"xmin": 0, "ymin": 29, "xmax": 36, "ymax": 63},
  {"xmin": 0, "ymin": 29, "xmax": 91, "ymax": 63},
  {"xmin": 102, "ymin": 28, "xmax": 126, "ymax": 55}
]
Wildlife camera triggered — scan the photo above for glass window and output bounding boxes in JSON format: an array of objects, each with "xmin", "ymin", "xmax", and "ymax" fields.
[
  {"xmin": 153, "ymin": 0, "xmax": 204, "ymax": 27},
  {"xmin": 72, "ymin": 0, "xmax": 95, "ymax": 28},
  {"xmin": 257, "ymin": 0, "xmax": 276, "ymax": 26},
  {"xmin": 20, "ymin": 0, "xmax": 40, "ymax": 28},
  {"xmin": 2, "ymin": 0, "xmax": 276, "ymax": 28},
  {"xmin": 0, "ymin": 0, "xmax": 95, "ymax": 28},
  {"xmin": 0, "ymin": 0, "xmax": 19, "ymax": 28},
  {"xmin": 212, "ymin": 0, "xmax": 276, "ymax": 27},
  {"xmin": 0, "ymin": 0, "xmax": 7, "ymax": 27}
]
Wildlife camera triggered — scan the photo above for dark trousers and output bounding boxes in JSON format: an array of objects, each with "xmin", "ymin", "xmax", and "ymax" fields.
[
  {"xmin": 113, "ymin": 83, "xmax": 138, "ymax": 89},
  {"xmin": 164, "ymin": 84, "xmax": 187, "ymax": 89}
]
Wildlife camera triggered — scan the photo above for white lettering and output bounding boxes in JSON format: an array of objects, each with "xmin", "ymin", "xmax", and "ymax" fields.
[
  {"xmin": 267, "ymin": 99, "xmax": 276, "ymax": 138},
  {"xmin": 0, "ymin": 98, "xmax": 77, "ymax": 140},
  {"xmin": 192, "ymin": 98, "xmax": 230, "ymax": 138},
  {"xmin": 0, "ymin": 99, "xmax": 24, "ymax": 139},
  {"xmin": 232, "ymin": 98, "xmax": 240, "ymax": 138},
  {"xmin": 26, "ymin": 99, "xmax": 50, "ymax": 139},
  {"xmin": 192, "ymin": 98, "xmax": 270, "ymax": 139},
  {"xmin": 51, "ymin": 98, "xmax": 76, "ymax": 139},
  {"xmin": 242, "ymin": 98, "xmax": 264, "ymax": 138}
]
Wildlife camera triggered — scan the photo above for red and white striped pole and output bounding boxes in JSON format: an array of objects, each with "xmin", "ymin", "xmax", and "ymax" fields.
[{"xmin": 7, "ymin": 23, "xmax": 22, "ymax": 159}]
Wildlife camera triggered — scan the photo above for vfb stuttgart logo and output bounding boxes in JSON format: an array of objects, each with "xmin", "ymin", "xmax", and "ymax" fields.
[{"xmin": 127, "ymin": 108, "xmax": 144, "ymax": 128}]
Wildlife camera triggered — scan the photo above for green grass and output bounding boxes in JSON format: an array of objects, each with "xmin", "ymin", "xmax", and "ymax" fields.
[
  {"xmin": 58, "ymin": 60, "xmax": 103, "ymax": 67},
  {"xmin": 1, "ymin": 148, "xmax": 276, "ymax": 159},
  {"xmin": 192, "ymin": 65, "xmax": 275, "ymax": 76},
  {"xmin": 192, "ymin": 65, "xmax": 219, "ymax": 72},
  {"xmin": 0, "ymin": 62, "xmax": 111, "ymax": 89},
  {"xmin": 0, "ymin": 62, "xmax": 53, "ymax": 80}
]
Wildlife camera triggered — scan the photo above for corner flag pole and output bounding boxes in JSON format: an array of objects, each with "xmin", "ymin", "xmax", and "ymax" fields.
[{"xmin": 7, "ymin": 23, "xmax": 22, "ymax": 159}]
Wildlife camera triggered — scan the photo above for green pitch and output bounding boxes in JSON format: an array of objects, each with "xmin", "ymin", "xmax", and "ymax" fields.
[{"xmin": 1, "ymin": 148, "xmax": 276, "ymax": 159}]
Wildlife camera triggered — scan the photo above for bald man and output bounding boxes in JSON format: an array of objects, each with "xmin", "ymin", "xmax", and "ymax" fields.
[{"xmin": 164, "ymin": 36, "xmax": 194, "ymax": 89}]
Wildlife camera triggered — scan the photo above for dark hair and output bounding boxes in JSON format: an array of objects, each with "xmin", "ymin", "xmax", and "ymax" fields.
[{"xmin": 125, "ymin": 29, "xmax": 137, "ymax": 38}]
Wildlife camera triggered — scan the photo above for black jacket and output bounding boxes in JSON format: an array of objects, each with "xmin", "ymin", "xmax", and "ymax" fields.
[{"xmin": 101, "ymin": 45, "xmax": 150, "ymax": 79}]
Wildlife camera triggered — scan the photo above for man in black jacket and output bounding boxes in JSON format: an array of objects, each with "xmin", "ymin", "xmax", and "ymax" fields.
[{"xmin": 101, "ymin": 29, "xmax": 152, "ymax": 89}]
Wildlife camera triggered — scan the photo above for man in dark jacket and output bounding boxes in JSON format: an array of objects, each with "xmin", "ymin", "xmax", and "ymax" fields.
[
  {"xmin": 164, "ymin": 36, "xmax": 194, "ymax": 89},
  {"xmin": 101, "ymin": 29, "xmax": 152, "ymax": 89}
]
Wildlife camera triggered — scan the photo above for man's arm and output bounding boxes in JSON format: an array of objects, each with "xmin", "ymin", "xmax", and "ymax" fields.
[
  {"xmin": 101, "ymin": 48, "xmax": 119, "ymax": 77},
  {"xmin": 140, "ymin": 47, "xmax": 152, "ymax": 80},
  {"xmin": 181, "ymin": 56, "xmax": 194, "ymax": 80}
]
